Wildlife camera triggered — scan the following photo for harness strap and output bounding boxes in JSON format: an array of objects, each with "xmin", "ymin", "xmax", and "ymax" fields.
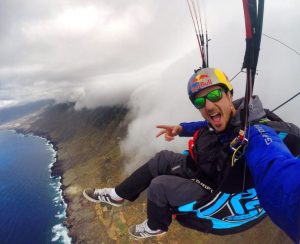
[{"xmin": 188, "ymin": 129, "xmax": 202, "ymax": 160}]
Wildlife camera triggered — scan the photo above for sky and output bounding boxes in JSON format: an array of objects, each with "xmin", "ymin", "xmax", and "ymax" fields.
[{"xmin": 0, "ymin": 0, "xmax": 299, "ymax": 169}]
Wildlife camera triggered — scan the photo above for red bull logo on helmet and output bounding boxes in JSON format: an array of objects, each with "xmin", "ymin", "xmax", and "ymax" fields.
[
  {"xmin": 192, "ymin": 74, "xmax": 209, "ymax": 83},
  {"xmin": 191, "ymin": 74, "xmax": 212, "ymax": 93}
]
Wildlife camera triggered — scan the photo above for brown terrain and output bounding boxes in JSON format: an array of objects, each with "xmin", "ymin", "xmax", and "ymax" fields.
[{"xmin": 1, "ymin": 103, "xmax": 293, "ymax": 244}]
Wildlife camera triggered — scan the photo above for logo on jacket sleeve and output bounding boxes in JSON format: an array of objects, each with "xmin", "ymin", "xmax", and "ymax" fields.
[{"xmin": 253, "ymin": 124, "xmax": 273, "ymax": 145}]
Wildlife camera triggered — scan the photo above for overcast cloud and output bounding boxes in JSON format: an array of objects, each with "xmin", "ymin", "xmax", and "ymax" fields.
[{"xmin": 0, "ymin": 0, "xmax": 299, "ymax": 170}]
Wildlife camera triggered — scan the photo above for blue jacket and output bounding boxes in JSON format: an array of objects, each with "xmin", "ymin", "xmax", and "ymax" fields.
[{"xmin": 245, "ymin": 124, "xmax": 300, "ymax": 243}]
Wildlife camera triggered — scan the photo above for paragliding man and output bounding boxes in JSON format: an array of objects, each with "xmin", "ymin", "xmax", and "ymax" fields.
[{"xmin": 83, "ymin": 67, "xmax": 300, "ymax": 242}]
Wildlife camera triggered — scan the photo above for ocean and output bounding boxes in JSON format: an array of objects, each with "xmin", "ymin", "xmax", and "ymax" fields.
[{"xmin": 0, "ymin": 130, "xmax": 71, "ymax": 244}]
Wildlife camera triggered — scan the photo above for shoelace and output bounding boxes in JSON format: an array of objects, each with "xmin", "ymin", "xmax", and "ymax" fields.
[
  {"xmin": 94, "ymin": 188, "xmax": 110, "ymax": 197},
  {"xmin": 135, "ymin": 220, "xmax": 149, "ymax": 233}
]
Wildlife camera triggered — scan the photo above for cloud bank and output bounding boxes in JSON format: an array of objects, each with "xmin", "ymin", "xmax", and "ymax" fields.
[{"xmin": 0, "ymin": 0, "xmax": 299, "ymax": 171}]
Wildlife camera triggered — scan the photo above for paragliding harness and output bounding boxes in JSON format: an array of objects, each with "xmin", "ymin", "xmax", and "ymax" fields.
[
  {"xmin": 174, "ymin": 110, "xmax": 300, "ymax": 235},
  {"xmin": 175, "ymin": 124, "xmax": 265, "ymax": 234}
]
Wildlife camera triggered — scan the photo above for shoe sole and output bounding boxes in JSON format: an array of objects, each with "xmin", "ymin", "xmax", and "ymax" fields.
[
  {"xmin": 128, "ymin": 228, "xmax": 166, "ymax": 240},
  {"xmin": 82, "ymin": 190, "xmax": 123, "ymax": 207}
]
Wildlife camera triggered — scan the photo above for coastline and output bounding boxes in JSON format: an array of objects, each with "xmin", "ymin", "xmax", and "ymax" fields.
[
  {"xmin": 14, "ymin": 128, "xmax": 72, "ymax": 243},
  {"xmin": 47, "ymin": 139, "xmax": 72, "ymax": 243},
  {"xmin": 0, "ymin": 106, "xmax": 136, "ymax": 242}
]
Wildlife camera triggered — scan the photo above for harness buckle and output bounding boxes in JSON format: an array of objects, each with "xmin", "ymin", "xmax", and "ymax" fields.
[{"xmin": 230, "ymin": 129, "xmax": 248, "ymax": 166}]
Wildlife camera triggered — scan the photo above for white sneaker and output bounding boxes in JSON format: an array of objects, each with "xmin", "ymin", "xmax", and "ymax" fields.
[
  {"xmin": 83, "ymin": 188, "xmax": 124, "ymax": 207},
  {"xmin": 128, "ymin": 220, "xmax": 166, "ymax": 239}
]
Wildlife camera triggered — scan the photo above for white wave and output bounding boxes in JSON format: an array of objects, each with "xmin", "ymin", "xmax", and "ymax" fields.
[
  {"xmin": 47, "ymin": 144, "xmax": 57, "ymax": 171},
  {"xmin": 49, "ymin": 179, "xmax": 60, "ymax": 188},
  {"xmin": 55, "ymin": 211, "xmax": 66, "ymax": 219},
  {"xmin": 53, "ymin": 196, "xmax": 61, "ymax": 204},
  {"xmin": 52, "ymin": 223, "xmax": 71, "ymax": 243},
  {"xmin": 45, "ymin": 137, "xmax": 71, "ymax": 243}
]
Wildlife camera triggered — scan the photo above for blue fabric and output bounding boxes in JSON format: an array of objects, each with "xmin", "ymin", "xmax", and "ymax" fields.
[
  {"xmin": 178, "ymin": 201, "xmax": 196, "ymax": 212},
  {"xmin": 179, "ymin": 121, "xmax": 208, "ymax": 137},
  {"xmin": 245, "ymin": 124, "xmax": 300, "ymax": 243},
  {"xmin": 177, "ymin": 189, "xmax": 265, "ymax": 230}
]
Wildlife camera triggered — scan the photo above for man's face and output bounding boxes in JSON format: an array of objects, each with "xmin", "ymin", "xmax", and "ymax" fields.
[{"xmin": 196, "ymin": 85, "xmax": 234, "ymax": 132}]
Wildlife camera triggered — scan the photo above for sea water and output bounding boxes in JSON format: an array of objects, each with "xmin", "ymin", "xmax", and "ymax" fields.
[{"xmin": 0, "ymin": 130, "xmax": 71, "ymax": 244}]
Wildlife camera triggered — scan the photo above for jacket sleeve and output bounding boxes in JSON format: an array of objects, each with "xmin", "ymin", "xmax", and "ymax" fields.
[
  {"xmin": 179, "ymin": 121, "xmax": 208, "ymax": 137},
  {"xmin": 245, "ymin": 124, "xmax": 300, "ymax": 243}
]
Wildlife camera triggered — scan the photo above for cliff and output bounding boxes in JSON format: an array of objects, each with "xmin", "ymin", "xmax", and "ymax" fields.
[{"xmin": 3, "ymin": 103, "xmax": 292, "ymax": 243}]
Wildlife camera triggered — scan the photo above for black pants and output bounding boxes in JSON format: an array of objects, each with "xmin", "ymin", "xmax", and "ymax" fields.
[{"xmin": 115, "ymin": 150, "xmax": 210, "ymax": 231}]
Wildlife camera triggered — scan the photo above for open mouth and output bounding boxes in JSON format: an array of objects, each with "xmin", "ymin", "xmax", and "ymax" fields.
[{"xmin": 209, "ymin": 112, "xmax": 222, "ymax": 124}]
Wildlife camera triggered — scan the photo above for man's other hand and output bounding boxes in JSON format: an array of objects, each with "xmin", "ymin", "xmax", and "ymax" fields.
[{"xmin": 156, "ymin": 125, "xmax": 183, "ymax": 141}]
